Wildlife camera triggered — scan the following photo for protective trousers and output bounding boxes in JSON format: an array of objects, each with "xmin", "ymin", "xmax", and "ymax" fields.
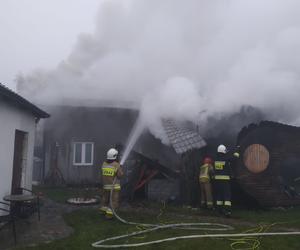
[
  {"xmin": 200, "ymin": 182, "xmax": 213, "ymax": 208},
  {"xmin": 214, "ymin": 180, "xmax": 231, "ymax": 212},
  {"xmin": 100, "ymin": 189, "xmax": 120, "ymax": 218}
]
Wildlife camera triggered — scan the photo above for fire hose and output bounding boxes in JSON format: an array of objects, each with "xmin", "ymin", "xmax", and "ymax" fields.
[{"xmin": 91, "ymin": 180, "xmax": 300, "ymax": 249}]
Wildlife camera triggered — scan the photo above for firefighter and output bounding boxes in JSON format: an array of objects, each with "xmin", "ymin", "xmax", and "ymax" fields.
[
  {"xmin": 199, "ymin": 157, "xmax": 214, "ymax": 209},
  {"xmin": 100, "ymin": 148, "xmax": 124, "ymax": 219},
  {"xmin": 214, "ymin": 144, "xmax": 239, "ymax": 217}
]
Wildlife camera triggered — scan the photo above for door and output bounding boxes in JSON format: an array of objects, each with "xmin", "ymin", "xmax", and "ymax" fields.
[{"xmin": 11, "ymin": 130, "xmax": 28, "ymax": 194}]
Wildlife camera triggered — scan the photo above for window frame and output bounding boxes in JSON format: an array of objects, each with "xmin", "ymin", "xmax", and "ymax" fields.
[{"xmin": 73, "ymin": 142, "xmax": 94, "ymax": 166}]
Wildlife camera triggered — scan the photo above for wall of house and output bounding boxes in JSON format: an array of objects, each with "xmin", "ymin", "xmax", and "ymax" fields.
[
  {"xmin": 0, "ymin": 97, "xmax": 36, "ymax": 212},
  {"xmin": 148, "ymin": 179, "xmax": 180, "ymax": 202},
  {"xmin": 42, "ymin": 106, "xmax": 180, "ymax": 185}
]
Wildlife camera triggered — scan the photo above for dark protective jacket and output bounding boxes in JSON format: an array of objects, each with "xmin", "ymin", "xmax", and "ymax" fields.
[{"xmin": 214, "ymin": 152, "xmax": 239, "ymax": 180}]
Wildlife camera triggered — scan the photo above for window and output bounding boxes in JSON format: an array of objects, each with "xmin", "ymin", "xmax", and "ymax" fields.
[{"xmin": 73, "ymin": 142, "xmax": 94, "ymax": 165}]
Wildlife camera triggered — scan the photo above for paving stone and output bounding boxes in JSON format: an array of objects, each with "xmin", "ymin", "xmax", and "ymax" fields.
[{"xmin": 0, "ymin": 198, "xmax": 92, "ymax": 249}]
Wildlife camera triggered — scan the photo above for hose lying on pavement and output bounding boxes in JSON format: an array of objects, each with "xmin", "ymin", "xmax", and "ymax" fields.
[{"xmin": 91, "ymin": 181, "xmax": 300, "ymax": 248}]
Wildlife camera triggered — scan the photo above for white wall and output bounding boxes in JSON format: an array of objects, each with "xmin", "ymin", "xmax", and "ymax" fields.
[{"xmin": 0, "ymin": 97, "xmax": 36, "ymax": 212}]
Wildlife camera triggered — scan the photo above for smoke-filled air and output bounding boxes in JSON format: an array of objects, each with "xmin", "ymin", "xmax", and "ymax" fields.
[{"xmin": 17, "ymin": 0, "xmax": 300, "ymax": 141}]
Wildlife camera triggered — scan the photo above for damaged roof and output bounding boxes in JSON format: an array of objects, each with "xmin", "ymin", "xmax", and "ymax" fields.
[
  {"xmin": 162, "ymin": 119, "xmax": 206, "ymax": 154},
  {"xmin": 0, "ymin": 82, "xmax": 50, "ymax": 118}
]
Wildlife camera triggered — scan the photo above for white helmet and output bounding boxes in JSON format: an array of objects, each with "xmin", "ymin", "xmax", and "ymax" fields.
[
  {"xmin": 217, "ymin": 144, "xmax": 227, "ymax": 154},
  {"xmin": 107, "ymin": 148, "xmax": 118, "ymax": 160}
]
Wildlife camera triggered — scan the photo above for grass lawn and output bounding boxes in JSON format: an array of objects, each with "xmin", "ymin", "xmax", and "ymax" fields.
[{"xmin": 17, "ymin": 186, "xmax": 300, "ymax": 250}]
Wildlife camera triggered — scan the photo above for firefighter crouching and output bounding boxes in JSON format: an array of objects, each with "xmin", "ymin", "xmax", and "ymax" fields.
[
  {"xmin": 214, "ymin": 144, "xmax": 239, "ymax": 217},
  {"xmin": 199, "ymin": 157, "xmax": 214, "ymax": 209},
  {"xmin": 100, "ymin": 148, "xmax": 124, "ymax": 219}
]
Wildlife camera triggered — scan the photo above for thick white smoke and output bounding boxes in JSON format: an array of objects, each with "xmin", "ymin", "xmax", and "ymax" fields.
[{"xmin": 17, "ymin": 0, "xmax": 300, "ymax": 140}]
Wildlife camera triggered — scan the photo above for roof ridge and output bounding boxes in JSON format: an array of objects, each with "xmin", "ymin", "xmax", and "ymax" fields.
[{"xmin": 0, "ymin": 82, "xmax": 50, "ymax": 118}]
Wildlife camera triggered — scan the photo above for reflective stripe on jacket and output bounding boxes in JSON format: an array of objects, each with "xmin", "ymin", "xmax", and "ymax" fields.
[
  {"xmin": 214, "ymin": 175, "xmax": 230, "ymax": 180},
  {"xmin": 103, "ymin": 184, "xmax": 121, "ymax": 190}
]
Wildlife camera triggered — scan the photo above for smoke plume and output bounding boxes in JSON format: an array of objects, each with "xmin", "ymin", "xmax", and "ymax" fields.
[{"xmin": 17, "ymin": 0, "xmax": 300, "ymax": 140}]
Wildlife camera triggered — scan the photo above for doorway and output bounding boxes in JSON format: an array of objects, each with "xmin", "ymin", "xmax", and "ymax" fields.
[{"xmin": 11, "ymin": 130, "xmax": 28, "ymax": 194}]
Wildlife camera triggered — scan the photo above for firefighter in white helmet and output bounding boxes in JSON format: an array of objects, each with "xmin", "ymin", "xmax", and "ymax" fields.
[
  {"xmin": 99, "ymin": 148, "xmax": 124, "ymax": 219},
  {"xmin": 213, "ymin": 144, "xmax": 239, "ymax": 217}
]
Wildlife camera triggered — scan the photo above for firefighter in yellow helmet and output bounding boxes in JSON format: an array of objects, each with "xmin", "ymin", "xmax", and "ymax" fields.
[
  {"xmin": 199, "ymin": 157, "xmax": 214, "ymax": 209},
  {"xmin": 100, "ymin": 148, "xmax": 124, "ymax": 219},
  {"xmin": 214, "ymin": 144, "xmax": 239, "ymax": 217}
]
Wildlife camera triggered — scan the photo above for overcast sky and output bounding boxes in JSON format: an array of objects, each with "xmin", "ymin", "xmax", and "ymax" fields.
[{"xmin": 0, "ymin": 0, "xmax": 104, "ymax": 90}]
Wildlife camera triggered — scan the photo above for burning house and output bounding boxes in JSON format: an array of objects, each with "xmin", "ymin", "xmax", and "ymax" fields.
[
  {"xmin": 38, "ymin": 106, "xmax": 176, "ymax": 181},
  {"xmin": 30, "ymin": 97, "xmax": 300, "ymax": 208},
  {"xmin": 32, "ymin": 95, "xmax": 300, "ymax": 208},
  {"xmin": 36, "ymin": 104, "xmax": 178, "ymax": 201},
  {"xmin": 34, "ymin": 102, "xmax": 207, "ymax": 203}
]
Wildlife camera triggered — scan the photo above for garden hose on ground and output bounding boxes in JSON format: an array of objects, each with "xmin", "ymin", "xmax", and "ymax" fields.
[
  {"xmin": 92, "ymin": 181, "xmax": 233, "ymax": 248},
  {"xmin": 91, "ymin": 181, "xmax": 300, "ymax": 249},
  {"xmin": 228, "ymin": 223, "xmax": 276, "ymax": 250}
]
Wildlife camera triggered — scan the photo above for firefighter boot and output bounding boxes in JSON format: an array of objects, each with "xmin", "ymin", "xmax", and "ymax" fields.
[
  {"xmin": 105, "ymin": 208, "xmax": 114, "ymax": 220},
  {"xmin": 223, "ymin": 208, "xmax": 231, "ymax": 218},
  {"xmin": 99, "ymin": 206, "xmax": 108, "ymax": 214}
]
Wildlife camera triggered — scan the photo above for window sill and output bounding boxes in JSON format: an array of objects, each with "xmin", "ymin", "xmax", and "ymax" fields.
[{"xmin": 73, "ymin": 164, "xmax": 94, "ymax": 166}]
